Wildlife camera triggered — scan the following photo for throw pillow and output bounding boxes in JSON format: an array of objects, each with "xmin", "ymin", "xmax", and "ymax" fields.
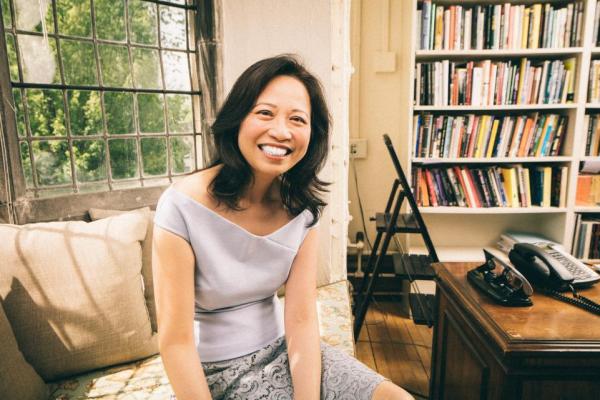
[
  {"xmin": 0, "ymin": 299, "xmax": 48, "ymax": 400},
  {"xmin": 0, "ymin": 212, "xmax": 158, "ymax": 381},
  {"xmin": 88, "ymin": 207, "xmax": 157, "ymax": 332}
]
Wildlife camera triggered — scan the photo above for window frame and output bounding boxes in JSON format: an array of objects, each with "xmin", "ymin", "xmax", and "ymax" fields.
[{"xmin": 0, "ymin": 0, "xmax": 221, "ymax": 224}]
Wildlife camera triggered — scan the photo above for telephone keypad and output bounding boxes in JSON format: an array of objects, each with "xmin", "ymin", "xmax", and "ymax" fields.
[{"xmin": 547, "ymin": 250, "xmax": 597, "ymax": 281}]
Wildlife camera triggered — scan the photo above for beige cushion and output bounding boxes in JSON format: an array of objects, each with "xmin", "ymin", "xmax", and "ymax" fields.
[
  {"xmin": 0, "ymin": 213, "xmax": 158, "ymax": 381},
  {"xmin": 88, "ymin": 207, "xmax": 157, "ymax": 332},
  {"xmin": 0, "ymin": 300, "xmax": 48, "ymax": 400}
]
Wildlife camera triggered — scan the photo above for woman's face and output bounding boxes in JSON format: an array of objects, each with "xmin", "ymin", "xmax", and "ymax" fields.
[{"xmin": 238, "ymin": 75, "xmax": 311, "ymax": 179}]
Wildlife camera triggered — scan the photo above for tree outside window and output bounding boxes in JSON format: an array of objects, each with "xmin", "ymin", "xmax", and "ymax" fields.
[{"xmin": 1, "ymin": 0, "xmax": 202, "ymax": 199}]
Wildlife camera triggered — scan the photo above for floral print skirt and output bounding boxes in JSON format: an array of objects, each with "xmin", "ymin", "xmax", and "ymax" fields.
[{"xmin": 199, "ymin": 336, "xmax": 388, "ymax": 400}]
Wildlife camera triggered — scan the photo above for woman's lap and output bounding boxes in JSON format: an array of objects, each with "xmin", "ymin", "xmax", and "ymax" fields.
[{"xmin": 200, "ymin": 336, "xmax": 388, "ymax": 400}]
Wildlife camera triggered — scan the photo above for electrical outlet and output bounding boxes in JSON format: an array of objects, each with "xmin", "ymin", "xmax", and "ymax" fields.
[{"xmin": 350, "ymin": 138, "xmax": 367, "ymax": 159}]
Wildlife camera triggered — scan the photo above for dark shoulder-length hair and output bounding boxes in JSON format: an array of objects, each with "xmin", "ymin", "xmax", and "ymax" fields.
[{"xmin": 207, "ymin": 54, "xmax": 330, "ymax": 227}]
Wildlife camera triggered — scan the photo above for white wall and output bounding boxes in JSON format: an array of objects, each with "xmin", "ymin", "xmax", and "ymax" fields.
[
  {"xmin": 349, "ymin": 0, "xmax": 414, "ymax": 252},
  {"xmin": 221, "ymin": 0, "xmax": 352, "ymax": 282}
]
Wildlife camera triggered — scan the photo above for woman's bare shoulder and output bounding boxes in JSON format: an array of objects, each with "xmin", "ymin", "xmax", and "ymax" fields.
[{"xmin": 171, "ymin": 164, "xmax": 222, "ymax": 205}]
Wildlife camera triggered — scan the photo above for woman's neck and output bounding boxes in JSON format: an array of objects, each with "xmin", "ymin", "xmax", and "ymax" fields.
[{"xmin": 243, "ymin": 172, "xmax": 280, "ymax": 206}]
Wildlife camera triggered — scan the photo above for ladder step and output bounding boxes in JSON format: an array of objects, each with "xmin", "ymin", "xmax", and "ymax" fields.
[
  {"xmin": 375, "ymin": 212, "xmax": 422, "ymax": 233},
  {"xmin": 393, "ymin": 254, "xmax": 436, "ymax": 281},
  {"xmin": 409, "ymin": 293, "xmax": 436, "ymax": 326}
]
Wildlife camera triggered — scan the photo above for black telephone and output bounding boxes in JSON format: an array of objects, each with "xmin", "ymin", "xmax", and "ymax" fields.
[
  {"xmin": 508, "ymin": 243, "xmax": 600, "ymax": 291},
  {"xmin": 508, "ymin": 243, "xmax": 600, "ymax": 315}
]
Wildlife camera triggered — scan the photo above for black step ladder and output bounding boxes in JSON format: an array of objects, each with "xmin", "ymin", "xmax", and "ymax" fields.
[{"xmin": 352, "ymin": 134, "xmax": 439, "ymax": 340}]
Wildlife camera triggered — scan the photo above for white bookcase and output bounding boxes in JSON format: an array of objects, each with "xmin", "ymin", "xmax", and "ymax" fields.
[{"xmin": 405, "ymin": 0, "xmax": 600, "ymax": 262}]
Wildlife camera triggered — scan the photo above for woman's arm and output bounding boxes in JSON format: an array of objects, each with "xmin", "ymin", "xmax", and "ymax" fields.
[
  {"xmin": 284, "ymin": 227, "xmax": 321, "ymax": 400},
  {"xmin": 152, "ymin": 226, "xmax": 212, "ymax": 400}
]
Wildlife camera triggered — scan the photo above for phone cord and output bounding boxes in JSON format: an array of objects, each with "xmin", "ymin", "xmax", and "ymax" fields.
[{"xmin": 539, "ymin": 287, "xmax": 600, "ymax": 316}]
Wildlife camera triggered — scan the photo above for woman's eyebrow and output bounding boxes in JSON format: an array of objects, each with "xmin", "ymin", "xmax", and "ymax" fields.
[
  {"xmin": 254, "ymin": 102, "xmax": 276, "ymax": 108},
  {"xmin": 253, "ymin": 103, "xmax": 309, "ymax": 116}
]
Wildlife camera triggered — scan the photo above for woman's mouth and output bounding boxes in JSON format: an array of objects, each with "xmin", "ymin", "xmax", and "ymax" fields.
[{"xmin": 258, "ymin": 144, "xmax": 292, "ymax": 158}]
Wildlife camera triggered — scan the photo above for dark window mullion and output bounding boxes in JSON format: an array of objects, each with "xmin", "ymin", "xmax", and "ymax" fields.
[
  {"xmin": 51, "ymin": 0, "xmax": 77, "ymax": 193},
  {"xmin": 89, "ymin": 0, "xmax": 113, "ymax": 191},
  {"xmin": 18, "ymin": 87, "xmax": 41, "ymax": 191},
  {"xmin": 12, "ymin": 29, "xmax": 191, "ymax": 52},
  {"xmin": 156, "ymin": 2, "xmax": 172, "ymax": 179},
  {"xmin": 124, "ymin": 0, "xmax": 144, "ymax": 187},
  {"xmin": 7, "ymin": 0, "xmax": 24, "ymax": 83},
  {"xmin": 11, "ymin": 81, "xmax": 200, "ymax": 95},
  {"xmin": 184, "ymin": 5, "xmax": 197, "ymax": 171},
  {"xmin": 146, "ymin": 0, "xmax": 195, "ymax": 11}
]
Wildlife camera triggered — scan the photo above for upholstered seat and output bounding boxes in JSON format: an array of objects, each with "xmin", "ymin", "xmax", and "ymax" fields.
[{"xmin": 48, "ymin": 280, "xmax": 354, "ymax": 399}]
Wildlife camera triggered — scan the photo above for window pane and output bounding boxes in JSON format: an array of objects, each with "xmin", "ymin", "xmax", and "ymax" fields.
[
  {"xmin": 160, "ymin": 5, "xmax": 186, "ymax": 49},
  {"xmin": 61, "ymin": 39, "xmax": 97, "ymax": 85},
  {"xmin": 162, "ymin": 50, "xmax": 190, "ymax": 90},
  {"xmin": 26, "ymin": 89, "xmax": 67, "ymax": 137},
  {"xmin": 109, "ymin": 138, "xmax": 138, "ymax": 179},
  {"xmin": 73, "ymin": 139, "xmax": 106, "ymax": 182},
  {"xmin": 67, "ymin": 90, "xmax": 103, "ymax": 135},
  {"xmin": 132, "ymin": 47, "xmax": 161, "ymax": 89},
  {"xmin": 56, "ymin": 0, "xmax": 92, "ymax": 37},
  {"xmin": 12, "ymin": 89, "xmax": 26, "ymax": 137},
  {"xmin": 31, "ymin": 140, "xmax": 72, "ymax": 186},
  {"xmin": 94, "ymin": 0, "xmax": 126, "ymax": 41},
  {"xmin": 99, "ymin": 44, "xmax": 132, "ymax": 87},
  {"xmin": 19, "ymin": 141, "xmax": 33, "ymax": 187},
  {"xmin": 2, "ymin": 0, "xmax": 12, "ymax": 28},
  {"xmin": 104, "ymin": 92, "xmax": 134, "ymax": 134},
  {"xmin": 167, "ymin": 94, "xmax": 192, "ymax": 133},
  {"xmin": 18, "ymin": 35, "xmax": 60, "ymax": 84},
  {"xmin": 141, "ymin": 137, "xmax": 166, "ymax": 176},
  {"xmin": 14, "ymin": 0, "xmax": 54, "ymax": 33},
  {"xmin": 170, "ymin": 135, "xmax": 193, "ymax": 174},
  {"xmin": 138, "ymin": 93, "xmax": 164, "ymax": 133},
  {"xmin": 129, "ymin": 0, "xmax": 157, "ymax": 45},
  {"xmin": 5, "ymin": 34, "xmax": 19, "ymax": 82}
]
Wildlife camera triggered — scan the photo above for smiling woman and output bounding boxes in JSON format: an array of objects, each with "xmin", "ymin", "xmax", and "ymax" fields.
[
  {"xmin": 152, "ymin": 55, "xmax": 414, "ymax": 399},
  {"xmin": 237, "ymin": 75, "xmax": 312, "ymax": 187}
]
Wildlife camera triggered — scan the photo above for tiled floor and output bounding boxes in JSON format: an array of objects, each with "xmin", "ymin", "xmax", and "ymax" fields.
[{"xmin": 356, "ymin": 300, "xmax": 432, "ymax": 400}]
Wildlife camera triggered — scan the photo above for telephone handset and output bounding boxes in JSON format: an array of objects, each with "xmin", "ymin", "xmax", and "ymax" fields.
[
  {"xmin": 508, "ymin": 243, "xmax": 600, "ymax": 291},
  {"xmin": 508, "ymin": 243, "xmax": 600, "ymax": 315}
]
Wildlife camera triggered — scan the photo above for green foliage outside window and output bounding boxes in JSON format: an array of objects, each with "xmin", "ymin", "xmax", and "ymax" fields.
[{"xmin": 3, "ymin": 0, "xmax": 199, "ymax": 195}]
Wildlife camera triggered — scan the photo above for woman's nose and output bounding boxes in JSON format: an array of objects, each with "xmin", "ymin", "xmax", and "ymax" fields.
[{"xmin": 269, "ymin": 118, "xmax": 292, "ymax": 140}]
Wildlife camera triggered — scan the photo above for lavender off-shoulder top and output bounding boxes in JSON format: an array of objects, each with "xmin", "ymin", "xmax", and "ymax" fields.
[{"xmin": 153, "ymin": 186, "xmax": 318, "ymax": 362}]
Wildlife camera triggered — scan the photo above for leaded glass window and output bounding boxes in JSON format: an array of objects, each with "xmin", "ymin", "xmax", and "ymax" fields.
[{"xmin": 1, "ymin": 0, "xmax": 201, "ymax": 198}]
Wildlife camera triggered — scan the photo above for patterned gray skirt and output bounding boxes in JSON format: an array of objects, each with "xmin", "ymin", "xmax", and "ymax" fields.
[{"xmin": 199, "ymin": 336, "xmax": 388, "ymax": 400}]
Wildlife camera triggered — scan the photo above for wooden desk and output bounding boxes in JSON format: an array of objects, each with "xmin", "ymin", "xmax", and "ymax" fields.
[{"xmin": 430, "ymin": 262, "xmax": 600, "ymax": 400}]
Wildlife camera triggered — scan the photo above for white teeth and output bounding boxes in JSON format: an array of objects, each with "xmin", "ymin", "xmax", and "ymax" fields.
[{"xmin": 261, "ymin": 145, "xmax": 288, "ymax": 156}]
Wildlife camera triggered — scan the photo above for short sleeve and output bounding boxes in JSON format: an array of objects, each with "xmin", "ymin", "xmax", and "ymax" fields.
[{"xmin": 153, "ymin": 189, "xmax": 190, "ymax": 242}]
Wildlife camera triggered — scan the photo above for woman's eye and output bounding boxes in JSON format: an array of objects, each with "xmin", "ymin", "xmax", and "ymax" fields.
[
  {"xmin": 291, "ymin": 116, "xmax": 307, "ymax": 124},
  {"xmin": 256, "ymin": 109, "xmax": 272, "ymax": 116}
]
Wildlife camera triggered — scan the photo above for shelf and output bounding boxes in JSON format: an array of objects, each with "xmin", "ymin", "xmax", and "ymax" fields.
[
  {"xmin": 586, "ymin": 103, "xmax": 600, "ymax": 109},
  {"xmin": 411, "ymin": 246, "xmax": 486, "ymax": 263},
  {"xmin": 418, "ymin": 206, "xmax": 567, "ymax": 214},
  {"xmin": 574, "ymin": 206, "xmax": 600, "ymax": 213},
  {"xmin": 592, "ymin": 47, "xmax": 600, "ymax": 55},
  {"xmin": 415, "ymin": 48, "xmax": 583, "ymax": 60},
  {"xmin": 580, "ymin": 156, "xmax": 600, "ymax": 162},
  {"xmin": 413, "ymin": 104, "xmax": 577, "ymax": 111},
  {"xmin": 412, "ymin": 156, "xmax": 572, "ymax": 164}
]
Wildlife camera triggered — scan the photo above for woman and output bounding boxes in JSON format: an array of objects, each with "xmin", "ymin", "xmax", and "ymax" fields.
[{"xmin": 152, "ymin": 55, "xmax": 413, "ymax": 400}]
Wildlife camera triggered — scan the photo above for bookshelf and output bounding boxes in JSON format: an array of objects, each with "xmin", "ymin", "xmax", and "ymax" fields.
[{"xmin": 405, "ymin": 0, "xmax": 600, "ymax": 262}]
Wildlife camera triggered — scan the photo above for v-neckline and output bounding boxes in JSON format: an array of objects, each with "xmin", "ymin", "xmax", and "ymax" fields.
[{"xmin": 167, "ymin": 186, "xmax": 304, "ymax": 239}]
